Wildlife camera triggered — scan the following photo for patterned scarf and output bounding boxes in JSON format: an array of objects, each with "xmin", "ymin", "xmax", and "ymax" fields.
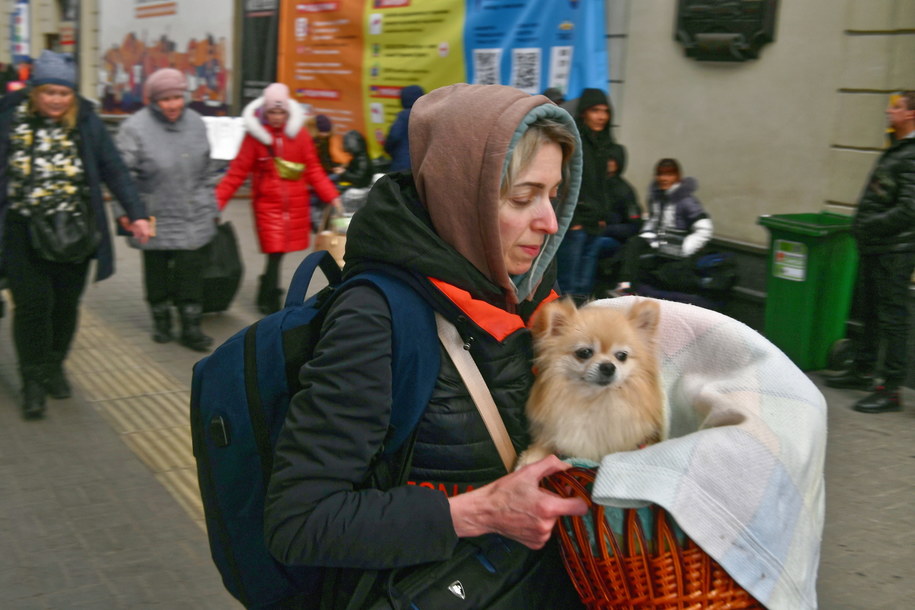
[{"xmin": 7, "ymin": 100, "xmax": 87, "ymax": 217}]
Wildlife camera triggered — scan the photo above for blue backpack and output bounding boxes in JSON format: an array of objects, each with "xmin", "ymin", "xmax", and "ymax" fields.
[{"xmin": 190, "ymin": 250, "xmax": 440, "ymax": 609}]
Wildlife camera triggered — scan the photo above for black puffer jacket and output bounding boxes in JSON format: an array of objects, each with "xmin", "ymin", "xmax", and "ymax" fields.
[
  {"xmin": 264, "ymin": 85, "xmax": 581, "ymax": 574},
  {"xmin": 337, "ymin": 129, "xmax": 373, "ymax": 188},
  {"xmin": 853, "ymin": 136, "xmax": 915, "ymax": 254},
  {"xmin": 265, "ymin": 175, "xmax": 551, "ymax": 570}
]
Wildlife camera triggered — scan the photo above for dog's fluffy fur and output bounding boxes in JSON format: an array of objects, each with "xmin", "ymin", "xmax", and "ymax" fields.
[{"xmin": 516, "ymin": 298, "xmax": 664, "ymax": 468}]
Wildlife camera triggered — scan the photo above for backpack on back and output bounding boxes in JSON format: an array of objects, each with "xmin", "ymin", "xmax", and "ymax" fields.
[{"xmin": 190, "ymin": 250, "xmax": 440, "ymax": 609}]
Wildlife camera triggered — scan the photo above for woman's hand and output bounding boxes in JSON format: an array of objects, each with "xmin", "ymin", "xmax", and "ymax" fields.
[
  {"xmin": 447, "ymin": 455, "xmax": 588, "ymax": 550},
  {"xmin": 330, "ymin": 197, "xmax": 343, "ymax": 210},
  {"xmin": 130, "ymin": 219, "xmax": 152, "ymax": 245}
]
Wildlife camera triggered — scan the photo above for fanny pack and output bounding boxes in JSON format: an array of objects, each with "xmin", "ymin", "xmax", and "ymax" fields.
[
  {"xmin": 273, "ymin": 156, "xmax": 305, "ymax": 180},
  {"xmin": 268, "ymin": 144, "xmax": 305, "ymax": 180},
  {"xmin": 335, "ymin": 535, "xmax": 580, "ymax": 610}
]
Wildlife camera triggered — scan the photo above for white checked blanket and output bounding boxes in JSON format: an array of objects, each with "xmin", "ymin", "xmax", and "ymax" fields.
[{"xmin": 587, "ymin": 297, "xmax": 826, "ymax": 609}]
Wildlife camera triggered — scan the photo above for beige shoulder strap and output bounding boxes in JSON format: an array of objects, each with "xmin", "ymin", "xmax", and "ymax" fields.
[{"xmin": 435, "ymin": 312, "xmax": 517, "ymax": 472}]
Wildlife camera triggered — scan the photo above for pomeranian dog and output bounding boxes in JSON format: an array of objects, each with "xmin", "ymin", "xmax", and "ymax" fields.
[{"xmin": 516, "ymin": 298, "xmax": 664, "ymax": 468}]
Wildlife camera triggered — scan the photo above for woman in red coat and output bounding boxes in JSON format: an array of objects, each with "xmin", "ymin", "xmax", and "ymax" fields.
[{"xmin": 216, "ymin": 82, "xmax": 341, "ymax": 313}]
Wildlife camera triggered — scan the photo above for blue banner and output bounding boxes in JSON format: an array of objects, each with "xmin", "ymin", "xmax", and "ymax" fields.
[{"xmin": 464, "ymin": 0, "xmax": 607, "ymax": 99}]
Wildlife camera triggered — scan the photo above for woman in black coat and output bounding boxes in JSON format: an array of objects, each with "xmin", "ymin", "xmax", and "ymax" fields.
[{"xmin": 0, "ymin": 51, "xmax": 150, "ymax": 420}]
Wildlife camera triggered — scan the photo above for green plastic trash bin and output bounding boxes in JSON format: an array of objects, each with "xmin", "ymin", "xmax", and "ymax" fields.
[{"xmin": 757, "ymin": 212, "xmax": 858, "ymax": 371}]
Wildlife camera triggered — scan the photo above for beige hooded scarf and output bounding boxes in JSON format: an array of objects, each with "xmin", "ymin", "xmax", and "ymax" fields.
[{"xmin": 409, "ymin": 83, "xmax": 582, "ymax": 304}]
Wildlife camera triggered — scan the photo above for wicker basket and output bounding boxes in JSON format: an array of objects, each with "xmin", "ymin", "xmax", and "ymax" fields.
[{"xmin": 543, "ymin": 467, "xmax": 764, "ymax": 609}]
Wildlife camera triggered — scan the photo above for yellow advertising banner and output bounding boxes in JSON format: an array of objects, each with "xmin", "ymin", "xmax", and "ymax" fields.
[
  {"xmin": 277, "ymin": 0, "xmax": 606, "ymax": 158},
  {"xmin": 277, "ymin": 0, "xmax": 466, "ymax": 156}
]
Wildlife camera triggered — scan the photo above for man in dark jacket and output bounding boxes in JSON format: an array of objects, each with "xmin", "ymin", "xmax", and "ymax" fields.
[
  {"xmin": 556, "ymin": 87, "xmax": 627, "ymax": 301},
  {"xmin": 825, "ymin": 91, "xmax": 915, "ymax": 412},
  {"xmin": 383, "ymin": 84, "xmax": 424, "ymax": 172}
]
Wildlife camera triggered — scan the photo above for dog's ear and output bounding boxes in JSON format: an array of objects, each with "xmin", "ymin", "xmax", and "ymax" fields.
[
  {"xmin": 628, "ymin": 299, "xmax": 661, "ymax": 338},
  {"xmin": 531, "ymin": 297, "xmax": 578, "ymax": 338}
]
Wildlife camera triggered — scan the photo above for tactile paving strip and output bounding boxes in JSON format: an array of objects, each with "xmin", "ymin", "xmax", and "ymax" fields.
[{"xmin": 67, "ymin": 308, "xmax": 205, "ymax": 532}]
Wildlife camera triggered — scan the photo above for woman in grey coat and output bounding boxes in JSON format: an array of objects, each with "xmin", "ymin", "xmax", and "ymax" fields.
[{"xmin": 115, "ymin": 68, "xmax": 219, "ymax": 351}]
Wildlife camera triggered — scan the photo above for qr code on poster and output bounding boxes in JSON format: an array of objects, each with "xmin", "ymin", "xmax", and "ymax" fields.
[
  {"xmin": 473, "ymin": 49, "xmax": 502, "ymax": 85},
  {"xmin": 511, "ymin": 48, "xmax": 541, "ymax": 94}
]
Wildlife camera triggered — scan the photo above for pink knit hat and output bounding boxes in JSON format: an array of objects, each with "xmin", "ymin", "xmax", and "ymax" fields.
[
  {"xmin": 144, "ymin": 68, "xmax": 188, "ymax": 102},
  {"xmin": 263, "ymin": 83, "xmax": 290, "ymax": 112}
]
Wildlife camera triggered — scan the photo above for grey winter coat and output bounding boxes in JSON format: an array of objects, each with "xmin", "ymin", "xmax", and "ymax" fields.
[{"xmin": 115, "ymin": 105, "xmax": 218, "ymax": 250}]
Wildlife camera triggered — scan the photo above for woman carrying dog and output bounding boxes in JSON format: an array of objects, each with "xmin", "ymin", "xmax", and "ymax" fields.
[
  {"xmin": 264, "ymin": 83, "xmax": 588, "ymax": 608},
  {"xmin": 0, "ymin": 51, "xmax": 151, "ymax": 420},
  {"xmin": 215, "ymin": 82, "xmax": 341, "ymax": 314}
]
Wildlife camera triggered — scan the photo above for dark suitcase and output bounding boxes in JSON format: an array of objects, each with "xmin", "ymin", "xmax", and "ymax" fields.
[{"xmin": 200, "ymin": 221, "xmax": 243, "ymax": 313}]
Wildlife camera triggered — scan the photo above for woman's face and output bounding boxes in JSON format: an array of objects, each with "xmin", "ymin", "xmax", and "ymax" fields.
[
  {"xmin": 266, "ymin": 108, "xmax": 288, "ymax": 128},
  {"xmin": 655, "ymin": 169, "xmax": 680, "ymax": 191},
  {"xmin": 34, "ymin": 85, "xmax": 75, "ymax": 120},
  {"xmin": 157, "ymin": 93, "xmax": 186, "ymax": 122},
  {"xmin": 499, "ymin": 141, "xmax": 562, "ymax": 275}
]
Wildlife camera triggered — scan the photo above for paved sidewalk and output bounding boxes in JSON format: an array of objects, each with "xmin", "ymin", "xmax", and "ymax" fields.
[{"xmin": 0, "ymin": 202, "xmax": 913, "ymax": 608}]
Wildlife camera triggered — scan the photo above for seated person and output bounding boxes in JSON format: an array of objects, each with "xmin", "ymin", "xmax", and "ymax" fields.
[
  {"xmin": 612, "ymin": 158, "xmax": 713, "ymax": 296},
  {"xmin": 311, "ymin": 114, "xmax": 351, "ymax": 177},
  {"xmin": 595, "ymin": 149, "xmax": 642, "ymax": 269},
  {"xmin": 333, "ymin": 129, "xmax": 373, "ymax": 189}
]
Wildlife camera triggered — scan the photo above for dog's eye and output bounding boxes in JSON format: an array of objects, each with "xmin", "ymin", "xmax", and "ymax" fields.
[
  {"xmin": 615, "ymin": 351, "xmax": 628, "ymax": 362},
  {"xmin": 574, "ymin": 348, "xmax": 593, "ymax": 360}
]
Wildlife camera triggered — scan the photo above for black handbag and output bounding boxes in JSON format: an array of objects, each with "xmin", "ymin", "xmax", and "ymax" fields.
[
  {"xmin": 199, "ymin": 221, "xmax": 244, "ymax": 313},
  {"xmin": 28, "ymin": 200, "xmax": 101, "ymax": 264}
]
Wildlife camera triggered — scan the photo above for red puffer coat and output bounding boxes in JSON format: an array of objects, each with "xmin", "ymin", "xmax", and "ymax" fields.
[{"xmin": 216, "ymin": 97, "xmax": 338, "ymax": 253}]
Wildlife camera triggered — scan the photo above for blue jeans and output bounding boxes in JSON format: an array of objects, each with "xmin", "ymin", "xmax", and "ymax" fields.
[{"xmin": 557, "ymin": 229, "xmax": 605, "ymax": 296}]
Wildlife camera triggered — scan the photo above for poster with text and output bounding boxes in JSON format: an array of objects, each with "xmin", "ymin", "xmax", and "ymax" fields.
[
  {"xmin": 277, "ymin": 0, "xmax": 607, "ymax": 157},
  {"xmin": 12, "ymin": 0, "xmax": 31, "ymax": 63},
  {"xmin": 98, "ymin": 0, "xmax": 234, "ymax": 115}
]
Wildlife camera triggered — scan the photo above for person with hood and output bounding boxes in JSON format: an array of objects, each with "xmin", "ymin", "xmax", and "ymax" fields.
[
  {"xmin": 593, "ymin": 147, "xmax": 642, "ymax": 288},
  {"xmin": 115, "ymin": 67, "xmax": 219, "ymax": 352},
  {"xmin": 0, "ymin": 50, "xmax": 151, "ymax": 419},
  {"xmin": 216, "ymin": 82, "xmax": 341, "ymax": 314},
  {"xmin": 333, "ymin": 129, "xmax": 373, "ymax": 189},
  {"xmin": 556, "ymin": 87, "xmax": 628, "ymax": 301},
  {"xmin": 383, "ymin": 84, "xmax": 424, "ymax": 172},
  {"xmin": 264, "ymin": 83, "xmax": 588, "ymax": 608},
  {"xmin": 611, "ymin": 157, "xmax": 713, "ymax": 296},
  {"xmin": 601, "ymin": 147, "xmax": 642, "ymax": 245}
]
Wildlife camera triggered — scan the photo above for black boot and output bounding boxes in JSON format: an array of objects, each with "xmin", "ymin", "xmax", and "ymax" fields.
[
  {"xmin": 853, "ymin": 386, "xmax": 902, "ymax": 414},
  {"xmin": 151, "ymin": 303, "xmax": 173, "ymax": 343},
  {"xmin": 179, "ymin": 304, "xmax": 213, "ymax": 352},
  {"xmin": 257, "ymin": 275, "xmax": 283, "ymax": 315},
  {"xmin": 21, "ymin": 365, "xmax": 47, "ymax": 420},
  {"xmin": 44, "ymin": 361, "xmax": 71, "ymax": 399},
  {"xmin": 823, "ymin": 368, "xmax": 874, "ymax": 391}
]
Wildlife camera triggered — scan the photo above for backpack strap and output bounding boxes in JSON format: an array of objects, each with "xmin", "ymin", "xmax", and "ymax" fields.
[
  {"xmin": 337, "ymin": 270, "xmax": 440, "ymax": 456},
  {"xmin": 285, "ymin": 250, "xmax": 342, "ymax": 307}
]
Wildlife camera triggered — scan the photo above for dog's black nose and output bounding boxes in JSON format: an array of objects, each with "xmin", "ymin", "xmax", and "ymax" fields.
[{"xmin": 597, "ymin": 362, "xmax": 616, "ymax": 385}]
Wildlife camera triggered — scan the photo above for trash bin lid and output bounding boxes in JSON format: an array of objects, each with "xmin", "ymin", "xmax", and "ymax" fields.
[{"xmin": 757, "ymin": 212, "xmax": 854, "ymax": 237}]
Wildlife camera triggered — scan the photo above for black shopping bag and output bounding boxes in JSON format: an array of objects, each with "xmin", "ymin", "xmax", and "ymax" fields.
[{"xmin": 200, "ymin": 222, "xmax": 244, "ymax": 313}]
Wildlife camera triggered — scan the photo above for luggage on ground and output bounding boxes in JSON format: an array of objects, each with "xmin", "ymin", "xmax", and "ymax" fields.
[{"xmin": 200, "ymin": 221, "xmax": 244, "ymax": 313}]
